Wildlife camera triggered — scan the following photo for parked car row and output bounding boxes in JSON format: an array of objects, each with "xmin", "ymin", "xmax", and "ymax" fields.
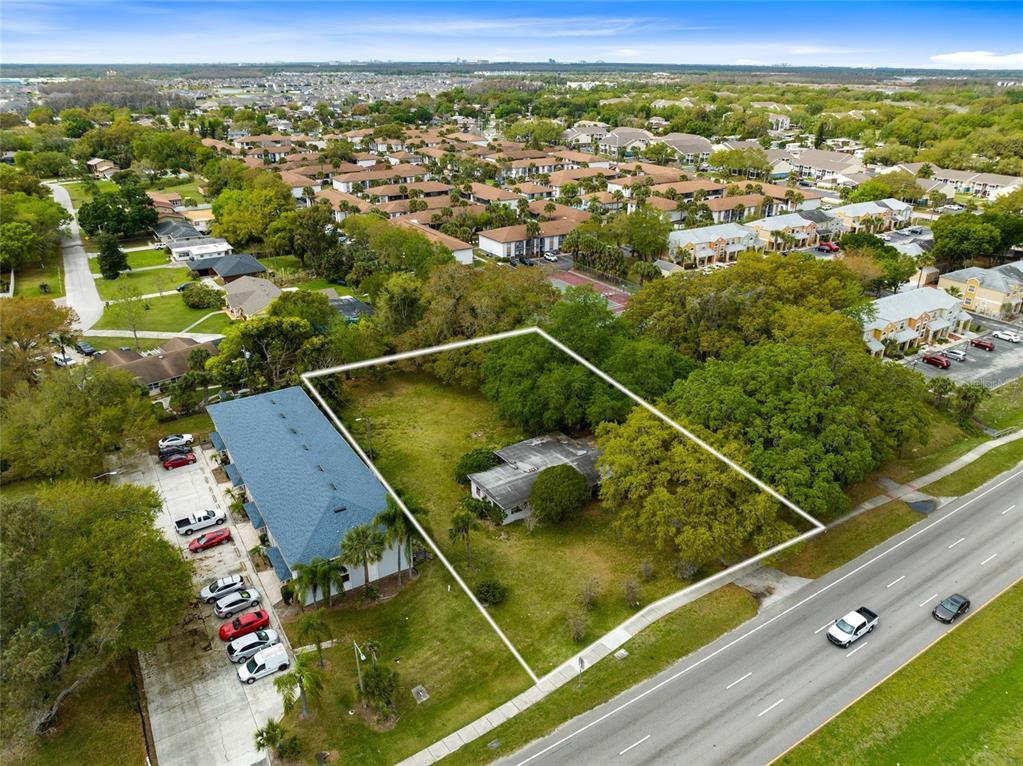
[
  {"xmin": 921, "ymin": 332, "xmax": 1015, "ymax": 370},
  {"xmin": 158, "ymin": 434, "xmax": 197, "ymax": 470}
]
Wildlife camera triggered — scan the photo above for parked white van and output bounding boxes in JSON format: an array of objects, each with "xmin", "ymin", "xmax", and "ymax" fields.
[{"xmin": 237, "ymin": 644, "xmax": 290, "ymax": 684}]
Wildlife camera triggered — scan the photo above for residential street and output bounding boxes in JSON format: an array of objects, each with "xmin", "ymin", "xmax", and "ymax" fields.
[
  {"xmin": 501, "ymin": 465, "xmax": 1023, "ymax": 766},
  {"xmin": 45, "ymin": 182, "xmax": 104, "ymax": 330}
]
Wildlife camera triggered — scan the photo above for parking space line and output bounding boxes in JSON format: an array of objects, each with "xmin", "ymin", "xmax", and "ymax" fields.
[
  {"xmin": 886, "ymin": 576, "xmax": 905, "ymax": 588},
  {"xmin": 980, "ymin": 553, "xmax": 998, "ymax": 566},
  {"xmin": 618, "ymin": 735, "xmax": 650, "ymax": 756},
  {"xmin": 845, "ymin": 641, "xmax": 868, "ymax": 658},
  {"xmin": 756, "ymin": 698, "xmax": 784, "ymax": 718},
  {"xmin": 947, "ymin": 537, "xmax": 965, "ymax": 549},
  {"xmin": 726, "ymin": 672, "xmax": 752, "ymax": 690},
  {"xmin": 813, "ymin": 621, "xmax": 834, "ymax": 635},
  {"xmin": 919, "ymin": 593, "xmax": 938, "ymax": 607},
  {"xmin": 1002, "ymin": 505, "xmax": 1015, "ymax": 515}
]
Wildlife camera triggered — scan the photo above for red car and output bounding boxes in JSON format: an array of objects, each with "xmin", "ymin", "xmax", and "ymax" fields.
[
  {"xmin": 163, "ymin": 452, "xmax": 197, "ymax": 470},
  {"xmin": 817, "ymin": 241, "xmax": 840, "ymax": 253},
  {"xmin": 969, "ymin": 338, "xmax": 994, "ymax": 351},
  {"xmin": 922, "ymin": 354, "xmax": 951, "ymax": 369},
  {"xmin": 188, "ymin": 528, "xmax": 231, "ymax": 553},
  {"xmin": 219, "ymin": 609, "xmax": 270, "ymax": 641}
]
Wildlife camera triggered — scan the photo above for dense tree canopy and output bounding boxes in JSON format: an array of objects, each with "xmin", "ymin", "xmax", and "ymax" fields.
[
  {"xmin": 530, "ymin": 464, "xmax": 590, "ymax": 524},
  {"xmin": 77, "ymin": 185, "xmax": 158, "ymax": 237}
]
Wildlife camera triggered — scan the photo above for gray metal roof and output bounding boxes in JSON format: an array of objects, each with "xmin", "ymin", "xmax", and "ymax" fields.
[{"xmin": 209, "ymin": 387, "xmax": 388, "ymax": 572}]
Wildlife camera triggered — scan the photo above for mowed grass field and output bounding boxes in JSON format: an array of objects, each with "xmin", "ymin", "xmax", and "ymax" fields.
[
  {"xmin": 89, "ymin": 248, "xmax": 169, "ymax": 272},
  {"xmin": 92, "ymin": 294, "xmax": 218, "ymax": 333},
  {"xmin": 776, "ymin": 581, "xmax": 1023, "ymax": 766},
  {"xmin": 94, "ymin": 267, "xmax": 192, "ymax": 300},
  {"xmin": 340, "ymin": 372, "xmax": 703, "ymax": 674}
]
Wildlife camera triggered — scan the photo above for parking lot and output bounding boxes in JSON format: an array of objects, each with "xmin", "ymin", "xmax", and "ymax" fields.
[
  {"xmin": 117, "ymin": 444, "xmax": 284, "ymax": 766},
  {"xmin": 908, "ymin": 331, "xmax": 1023, "ymax": 389}
]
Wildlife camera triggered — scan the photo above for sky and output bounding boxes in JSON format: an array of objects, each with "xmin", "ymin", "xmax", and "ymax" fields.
[{"xmin": 2, "ymin": 0, "xmax": 1022, "ymax": 69}]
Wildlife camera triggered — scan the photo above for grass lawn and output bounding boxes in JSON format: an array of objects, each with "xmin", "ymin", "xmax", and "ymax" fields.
[
  {"xmin": 86, "ymin": 336, "xmax": 165, "ymax": 353},
  {"xmin": 441, "ymin": 585, "xmax": 758, "ymax": 766},
  {"xmin": 154, "ymin": 178, "xmax": 206, "ymax": 202},
  {"xmin": 297, "ymin": 277, "xmax": 348, "ymax": 292},
  {"xmin": 259, "ymin": 255, "xmax": 303, "ymax": 273},
  {"xmin": 281, "ymin": 563, "xmax": 532, "ymax": 766},
  {"xmin": 152, "ymin": 411, "xmax": 214, "ymax": 442},
  {"xmin": 92, "ymin": 294, "xmax": 217, "ymax": 333},
  {"xmin": 14, "ymin": 659, "xmax": 147, "ymax": 766},
  {"xmin": 881, "ymin": 410, "xmax": 985, "ymax": 484},
  {"xmin": 775, "ymin": 501, "xmax": 922, "ymax": 579},
  {"xmin": 186, "ymin": 311, "xmax": 234, "ymax": 335},
  {"xmin": 776, "ymin": 582, "xmax": 1023, "ymax": 766},
  {"xmin": 919, "ymin": 438, "xmax": 1023, "ymax": 497},
  {"xmin": 976, "ymin": 377, "xmax": 1023, "ymax": 432},
  {"xmin": 0, "ymin": 478, "xmax": 49, "ymax": 502},
  {"xmin": 340, "ymin": 372, "xmax": 745, "ymax": 675},
  {"xmin": 94, "ymin": 268, "xmax": 192, "ymax": 300},
  {"xmin": 83, "ymin": 235, "xmax": 154, "ymax": 254},
  {"xmin": 63, "ymin": 179, "xmax": 117, "ymax": 209},
  {"xmin": 12, "ymin": 247, "xmax": 66, "ymax": 299},
  {"xmin": 89, "ymin": 248, "xmax": 169, "ymax": 273}
]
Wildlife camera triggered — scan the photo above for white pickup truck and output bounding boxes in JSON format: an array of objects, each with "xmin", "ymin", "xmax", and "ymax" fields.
[
  {"xmin": 175, "ymin": 509, "xmax": 226, "ymax": 536},
  {"xmin": 826, "ymin": 607, "xmax": 878, "ymax": 648}
]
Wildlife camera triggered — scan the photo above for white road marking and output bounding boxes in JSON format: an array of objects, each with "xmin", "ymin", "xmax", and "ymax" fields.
[
  {"xmin": 919, "ymin": 593, "xmax": 938, "ymax": 607},
  {"xmin": 618, "ymin": 735, "xmax": 650, "ymax": 756},
  {"xmin": 981, "ymin": 553, "xmax": 998, "ymax": 566},
  {"xmin": 846, "ymin": 641, "xmax": 868, "ymax": 658},
  {"xmin": 947, "ymin": 537, "xmax": 965, "ymax": 549},
  {"xmin": 886, "ymin": 576, "xmax": 905, "ymax": 588},
  {"xmin": 726, "ymin": 672, "xmax": 753, "ymax": 690},
  {"xmin": 510, "ymin": 468, "xmax": 1023, "ymax": 766},
  {"xmin": 1002, "ymin": 505, "xmax": 1015, "ymax": 515},
  {"xmin": 814, "ymin": 621, "xmax": 835, "ymax": 635},
  {"xmin": 757, "ymin": 698, "xmax": 785, "ymax": 718}
]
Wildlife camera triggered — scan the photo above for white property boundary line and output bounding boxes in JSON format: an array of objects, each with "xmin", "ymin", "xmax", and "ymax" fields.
[{"xmin": 300, "ymin": 326, "xmax": 827, "ymax": 699}]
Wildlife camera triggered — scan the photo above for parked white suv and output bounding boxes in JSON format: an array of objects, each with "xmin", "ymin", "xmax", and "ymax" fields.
[
  {"xmin": 214, "ymin": 588, "xmax": 262, "ymax": 618},
  {"xmin": 227, "ymin": 629, "xmax": 281, "ymax": 663},
  {"xmin": 237, "ymin": 644, "xmax": 290, "ymax": 684},
  {"xmin": 199, "ymin": 575, "xmax": 246, "ymax": 604}
]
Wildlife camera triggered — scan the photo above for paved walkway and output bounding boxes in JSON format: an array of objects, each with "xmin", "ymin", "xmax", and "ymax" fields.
[
  {"xmin": 182, "ymin": 310, "xmax": 227, "ymax": 333},
  {"xmin": 83, "ymin": 329, "xmax": 225, "ymax": 342},
  {"xmin": 46, "ymin": 182, "xmax": 103, "ymax": 330},
  {"xmin": 392, "ymin": 424, "xmax": 1023, "ymax": 766}
]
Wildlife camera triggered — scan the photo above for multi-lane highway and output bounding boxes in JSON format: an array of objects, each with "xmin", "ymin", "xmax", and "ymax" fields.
[{"xmin": 501, "ymin": 465, "xmax": 1023, "ymax": 766}]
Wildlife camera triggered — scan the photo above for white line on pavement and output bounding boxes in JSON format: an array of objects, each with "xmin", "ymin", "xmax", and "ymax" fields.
[
  {"xmin": 510, "ymin": 467, "xmax": 1023, "ymax": 766},
  {"xmin": 757, "ymin": 698, "xmax": 784, "ymax": 718},
  {"xmin": 618, "ymin": 735, "xmax": 650, "ymax": 756},
  {"xmin": 919, "ymin": 593, "xmax": 938, "ymax": 607},
  {"xmin": 1002, "ymin": 505, "xmax": 1015, "ymax": 515},
  {"xmin": 948, "ymin": 537, "xmax": 965, "ymax": 549},
  {"xmin": 726, "ymin": 672, "xmax": 752, "ymax": 690},
  {"xmin": 981, "ymin": 553, "xmax": 998, "ymax": 566},
  {"xmin": 886, "ymin": 576, "xmax": 905, "ymax": 588},
  {"xmin": 813, "ymin": 621, "xmax": 835, "ymax": 635},
  {"xmin": 846, "ymin": 642, "xmax": 868, "ymax": 658}
]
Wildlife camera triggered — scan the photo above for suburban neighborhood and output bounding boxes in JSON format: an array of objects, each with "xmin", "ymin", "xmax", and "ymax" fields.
[{"xmin": 1, "ymin": 6, "xmax": 1022, "ymax": 766}]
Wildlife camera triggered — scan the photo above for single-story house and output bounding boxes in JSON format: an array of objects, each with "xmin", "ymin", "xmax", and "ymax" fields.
[
  {"xmin": 155, "ymin": 219, "xmax": 203, "ymax": 244},
  {"xmin": 938, "ymin": 263, "xmax": 1023, "ymax": 319},
  {"xmin": 325, "ymin": 291, "xmax": 375, "ymax": 323},
  {"xmin": 224, "ymin": 276, "xmax": 281, "ymax": 319},
  {"xmin": 468, "ymin": 432, "xmax": 600, "ymax": 524},
  {"xmin": 863, "ymin": 287, "xmax": 970, "ymax": 356},
  {"xmin": 208, "ymin": 387, "xmax": 399, "ymax": 595},
  {"xmin": 396, "ymin": 219, "xmax": 474, "ymax": 265},
  {"xmin": 170, "ymin": 238, "xmax": 234, "ymax": 261},
  {"xmin": 187, "ymin": 253, "xmax": 267, "ymax": 283},
  {"xmin": 182, "ymin": 206, "xmax": 215, "ymax": 233},
  {"xmin": 94, "ymin": 337, "xmax": 219, "ymax": 394}
]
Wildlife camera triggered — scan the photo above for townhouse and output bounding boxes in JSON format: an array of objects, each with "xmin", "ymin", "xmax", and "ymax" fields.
[
  {"xmin": 468, "ymin": 182, "xmax": 521, "ymax": 207},
  {"xmin": 396, "ymin": 219, "xmax": 474, "ymax": 265},
  {"xmin": 938, "ymin": 263, "xmax": 1023, "ymax": 319},
  {"xmin": 863, "ymin": 288, "xmax": 970, "ymax": 356},
  {"xmin": 893, "ymin": 163, "xmax": 1022, "ymax": 199},
  {"xmin": 667, "ymin": 222, "xmax": 760, "ymax": 267},
  {"xmin": 704, "ymin": 194, "xmax": 776, "ymax": 223},
  {"xmin": 331, "ymin": 163, "xmax": 429, "ymax": 193},
  {"xmin": 477, "ymin": 219, "xmax": 579, "ymax": 259},
  {"xmin": 745, "ymin": 212, "xmax": 821, "ymax": 251},
  {"xmin": 830, "ymin": 198, "xmax": 912, "ymax": 233},
  {"xmin": 362, "ymin": 180, "xmax": 451, "ymax": 203}
]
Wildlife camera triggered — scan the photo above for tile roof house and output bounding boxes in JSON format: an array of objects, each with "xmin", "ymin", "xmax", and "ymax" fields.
[
  {"xmin": 95, "ymin": 337, "xmax": 220, "ymax": 393},
  {"xmin": 938, "ymin": 263, "xmax": 1023, "ymax": 319},
  {"xmin": 224, "ymin": 276, "xmax": 281, "ymax": 319},
  {"xmin": 468, "ymin": 432, "xmax": 600, "ymax": 524},
  {"xmin": 863, "ymin": 287, "xmax": 969, "ymax": 356},
  {"xmin": 208, "ymin": 387, "xmax": 398, "ymax": 593}
]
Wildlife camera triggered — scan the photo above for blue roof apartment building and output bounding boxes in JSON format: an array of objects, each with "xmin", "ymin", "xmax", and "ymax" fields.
[{"xmin": 208, "ymin": 386, "xmax": 400, "ymax": 596}]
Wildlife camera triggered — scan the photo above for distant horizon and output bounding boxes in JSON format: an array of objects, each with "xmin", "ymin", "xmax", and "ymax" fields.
[{"xmin": 2, "ymin": 0, "xmax": 1020, "ymax": 70}]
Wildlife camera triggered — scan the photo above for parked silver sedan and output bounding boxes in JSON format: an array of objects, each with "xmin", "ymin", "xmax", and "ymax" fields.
[
  {"xmin": 214, "ymin": 588, "xmax": 262, "ymax": 619},
  {"xmin": 226, "ymin": 629, "xmax": 281, "ymax": 663}
]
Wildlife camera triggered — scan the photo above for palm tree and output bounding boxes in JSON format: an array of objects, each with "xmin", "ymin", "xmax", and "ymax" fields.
[
  {"xmin": 373, "ymin": 497, "xmax": 411, "ymax": 587},
  {"xmin": 916, "ymin": 251, "xmax": 936, "ymax": 288},
  {"xmin": 295, "ymin": 609, "xmax": 332, "ymax": 668},
  {"xmin": 449, "ymin": 508, "xmax": 479, "ymax": 569},
  {"xmin": 253, "ymin": 718, "xmax": 286, "ymax": 755},
  {"xmin": 363, "ymin": 638, "xmax": 381, "ymax": 667},
  {"xmin": 273, "ymin": 653, "xmax": 325, "ymax": 719},
  {"xmin": 340, "ymin": 524, "xmax": 385, "ymax": 595},
  {"xmin": 290, "ymin": 557, "xmax": 334, "ymax": 610}
]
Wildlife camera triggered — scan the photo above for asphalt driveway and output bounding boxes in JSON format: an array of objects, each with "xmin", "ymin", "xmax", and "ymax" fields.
[
  {"xmin": 909, "ymin": 332, "xmax": 1023, "ymax": 389},
  {"xmin": 116, "ymin": 444, "xmax": 285, "ymax": 766}
]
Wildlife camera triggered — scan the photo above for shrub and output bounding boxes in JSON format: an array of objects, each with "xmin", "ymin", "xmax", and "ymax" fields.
[
  {"xmin": 579, "ymin": 577, "xmax": 600, "ymax": 610},
  {"xmin": 362, "ymin": 584, "xmax": 380, "ymax": 602},
  {"xmin": 673, "ymin": 559, "xmax": 698, "ymax": 581},
  {"xmin": 182, "ymin": 282, "xmax": 224, "ymax": 309},
  {"xmin": 474, "ymin": 579, "xmax": 508, "ymax": 607},
  {"xmin": 277, "ymin": 735, "xmax": 302, "ymax": 760},
  {"xmin": 529, "ymin": 464, "xmax": 589, "ymax": 524},
  {"xmin": 453, "ymin": 447, "xmax": 501, "ymax": 483},
  {"xmin": 623, "ymin": 578, "xmax": 642, "ymax": 608},
  {"xmin": 462, "ymin": 495, "xmax": 504, "ymax": 525},
  {"xmin": 639, "ymin": 559, "xmax": 655, "ymax": 581},
  {"xmin": 361, "ymin": 664, "xmax": 400, "ymax": 714},
  {"xmin": 280, "ymin": 582, "xmax": 294, "ymax": 605},
  {"xmin": 567, "ymin": 611, "xmax": 589, "ymax": 643}
]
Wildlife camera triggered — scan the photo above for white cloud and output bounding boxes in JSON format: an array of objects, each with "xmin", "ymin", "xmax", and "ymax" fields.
[{"xmin": 930, "ymin": 50, "xmax": 1023, "ymax": 68}]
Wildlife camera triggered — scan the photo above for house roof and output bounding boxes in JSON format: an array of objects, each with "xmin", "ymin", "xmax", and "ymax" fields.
[
  {"xmin": 478, "ymin": 218, "xmax": 578, "ymax": 244},
  {"xmin": 95, "ymin": 338, "xmax": 219, "ymax": 386},
  {"xmin": 327, "ymin": 293, "xmax": 375, "ymax": 322},
  {"xmin": 395, "ymin": 219, "xmax": 473, "ymax": 252},
  {"xmin": 189, "ymin": 253, "xmax": 267, "ymax": 279},
  {"xmin": 942, "ymin": 263, "xmax": 1023, "ymax": 294},
  {"xmin": 208, "ymin": 387, "xmax": 389, "ymax": 572},
  {"xmin": 469, "ymin": 182, "xmax": 519, "ymax": 202},
  {"xmin": 872, "ymin": 287, "xmax": 962, "ymax": 324},
  {"xmin": 669, "ymin": 222, "xmax": 756, "ymax": 247},
  {"xmin": 224, "ymin": 276, "xmax": 281, "ymax": 316},
  {"xmin": 705, "ymin": 194, "xmax": 768, "ymax": 212},
  {"xmin": 155, "ymin": 219, "xmax": 202, "ymax": 242}
]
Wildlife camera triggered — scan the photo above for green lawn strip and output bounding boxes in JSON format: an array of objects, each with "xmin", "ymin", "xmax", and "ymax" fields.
[
  {"xmin": 92, "ymin": 294, "xmax": 215, "ymax": 333},
  {"xmin": 154, "ymin": 179, "xmax": 206, "ymax": 202},
  {"xmin": 152, "ymin": 411, "xmax": 214, "ymax": 442},
  {"xmin": 775, "ymin": 582, "xmax": 1023, "ymax": 766},
  {"xmin": 281, "ymin": 563, "xmax": 533, "ymax": 766},
  {"xmin": 16, "ymin": 658, "xmax": 147, "ymax": 766},
  {"xmin": 342, "ymin": 373, "xmax": 693, "ymax": 675},
  {"xmin": 63, "ymin": 179, "xmax": 118, "ymax": 209},
  {"xmin": 439, "ymin": 585, "xmax": 758, "ymax": 766},
  {"xmin": 775, "ymin": 501, "xmax": 921, "ymax": 579},
  {"xmin": 259, "ymin": 255, "xmax": 303, "ymax": 272},
  {"xmin": 83, "ymin": 234, "xmax": 154, "ymax": 254},
  {"xmin": 94, "ymin": 268, "xmax": 192, "ymax": 300},
  {"xmin": 186, "ymin": 312, "xmax": 234, "ymax": 335},
  {"xmin": 0, "ymin": 478, "xmax": 50, "ymax": 502},
  {"xmin": 976, "ymin": 377, "xmax": 1023, "ymax": 431},
  {"xmin": 919, "ymin": 438, "xmax": 1023, "ymax": 497},
  {"xmin": 297, "ymin": 277, "xmax": 351, "ymax": 292},
  {"xmin": 89, "ymin": 248, "xmax": 170, "ymax": 273},
  {"xmin": 87, "ymin": 336, "xmax": 165, "ymax": 353},
  {"xmin": 12, "ymin": 247, "xmax": 66, "ymax": 298},
  {"xmin": 882, "ymin": 411, "xmax": 985, "ymax": 484}
]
